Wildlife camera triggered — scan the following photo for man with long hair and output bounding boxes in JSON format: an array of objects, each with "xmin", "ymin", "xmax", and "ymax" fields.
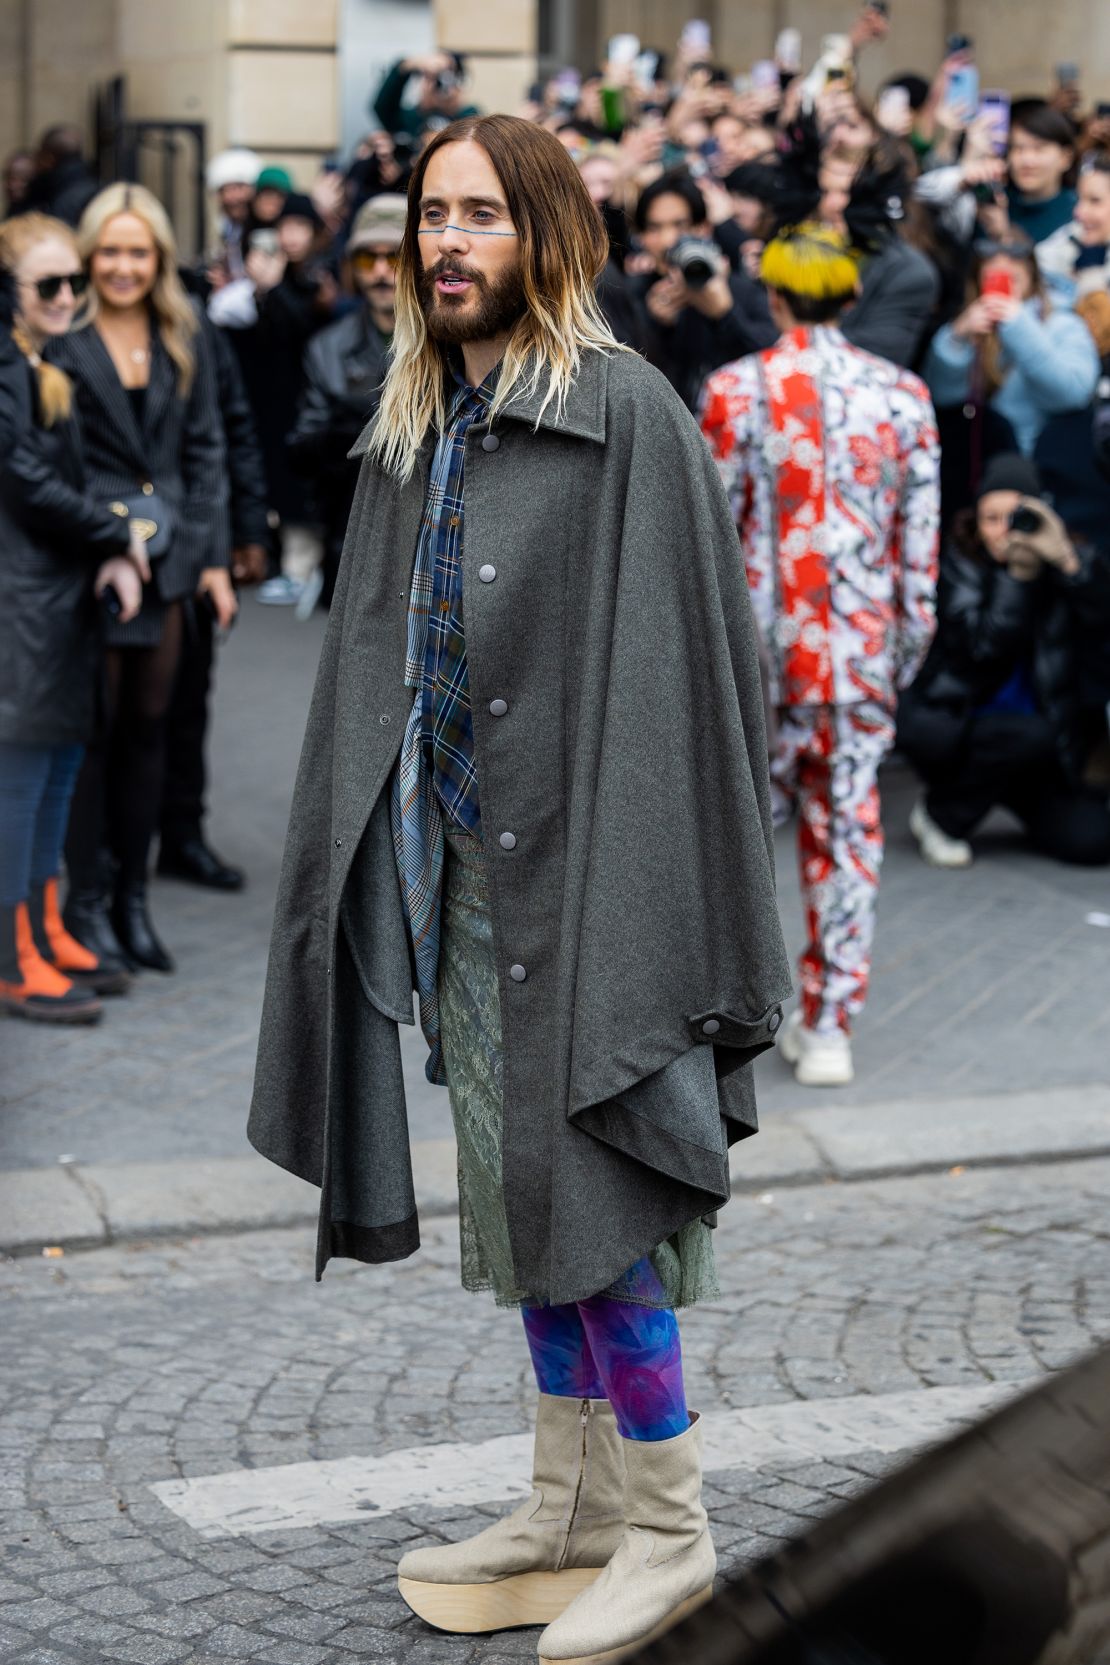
[
  {"xmin": 250, "ymin": 116, "xmax": 790, "ymax": 1663},
  {"xmin": 701, "ymin": 223, "xmax": 940, "ymax": 1090}
]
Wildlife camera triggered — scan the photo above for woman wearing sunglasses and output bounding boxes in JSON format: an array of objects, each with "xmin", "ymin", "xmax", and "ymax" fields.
[
  {"xmin": 0, "ymin": 213, "xmax": 146, "ymax": 1023},
  {"xmin": 52, "ymin": 184, "xmax": 231, "ymax": 975}
]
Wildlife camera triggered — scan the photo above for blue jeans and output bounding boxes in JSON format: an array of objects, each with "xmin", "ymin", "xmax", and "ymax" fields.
[{"xmin": 0, "ymin": 743, "xmax": 85, "ymax": 907}]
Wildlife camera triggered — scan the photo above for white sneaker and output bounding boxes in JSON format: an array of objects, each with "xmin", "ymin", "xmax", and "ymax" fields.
[
  {"xmin": 257, "ymin": 575, "xmax": 305, "ymax": 607},
  {"xmin": 778, "ymin": 1009, "xmax": 854, "ymax": 1087},
  {"xmin": 909, "ymin": 799, "xmax": 973, "ymax": 869}
]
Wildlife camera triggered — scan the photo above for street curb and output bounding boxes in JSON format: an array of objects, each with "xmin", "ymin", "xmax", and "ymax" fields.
[{"xmin": 3, "ymin": 1084, "xmax": 1109, "ymax": 1259}]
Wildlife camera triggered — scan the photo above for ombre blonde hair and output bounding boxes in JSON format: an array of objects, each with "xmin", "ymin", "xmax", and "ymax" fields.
[
  {"xmin": 77, "ymin": 183, "xmax": 197, "ymax": 395},
  {"xmin": 371, "ymin": 115, "xmax": 629, "ymax": 481},
  {"xmin": 0, "ymin": 213, "xmax": 77, "ymax": 426}
]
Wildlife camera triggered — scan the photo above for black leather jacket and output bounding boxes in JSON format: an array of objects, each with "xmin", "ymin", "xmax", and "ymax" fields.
[
  {"xmin": 901, "ymin": 531, "xmax": 1110, "ymax": 782},
  {"xmin": 0, "ymin": 331, "xmax": 130, "ymax": 745},
  {"xmin": 626, "ymin": 268, "xmax": 776, "ymax": 411},
  {"xmin": 286, "ymin": 305, "xmax": 390, "ymax": 566}
]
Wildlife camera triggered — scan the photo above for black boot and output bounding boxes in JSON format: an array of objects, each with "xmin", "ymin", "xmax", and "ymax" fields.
[
  {"xmin": 110, "ymin": 880, "xmax": 175, "ymax": 974},
  {"xmin": 158, "ymin": 831, "xmax": 245, "ymax": 891},
  {"xmin": 63, "ymin": 886, "xmax": 135, "ymax": 976}
]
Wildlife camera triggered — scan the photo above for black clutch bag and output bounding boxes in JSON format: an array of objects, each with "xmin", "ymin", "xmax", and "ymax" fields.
[{"xmin": 107, "ymin": 490, "xmax": 175, "ymax": 558}]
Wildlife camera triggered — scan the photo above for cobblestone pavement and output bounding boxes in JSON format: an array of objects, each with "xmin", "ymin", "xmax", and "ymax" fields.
[
  {"xmin": 3, "ymin": 1158, "xmax": 1110, "ymax": 1663},
  {"xmin": 3, "ymin": 597, "xmax": 1110, "ymax": 1174}
]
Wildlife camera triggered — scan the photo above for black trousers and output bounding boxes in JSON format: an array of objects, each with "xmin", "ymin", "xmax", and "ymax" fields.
[
  {"xmin": 160, "ymin": 599, "xmax": 213, "ymax": 843},
  {"xmin": 66, "ymin": 604, "xmax": 184, "ymax": 892},
  {"xmin": 924, "ymin": 713, "xmax": 1110, "ymax": 867}
]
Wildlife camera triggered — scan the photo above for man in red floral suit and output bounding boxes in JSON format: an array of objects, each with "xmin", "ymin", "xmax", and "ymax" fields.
[{"xmin": 701, "ymin": 223, "xmax": 939, "ymax": 1087}]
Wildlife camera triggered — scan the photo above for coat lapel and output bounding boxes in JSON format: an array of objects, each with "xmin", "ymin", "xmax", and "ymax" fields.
[
  {"xmin": 78, "ymin": 328, "xmax": 147, "ymax": 469},
  {"xmin": 141, "ymin": 334, "xmax": 175, "ymax": 449}
]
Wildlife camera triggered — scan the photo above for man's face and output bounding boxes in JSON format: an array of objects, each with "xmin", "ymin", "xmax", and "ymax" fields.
[
  {"xmin": 278, "ymin": 216, "xmax": 315, "ymax": 264},
  {"xmin": 4, "ymin": 154, "xmax": 35, "ymax": 206},
  {"xmin": 352, "ymin": 244, "xmax": 399, "ymax": 308},
  {"xmin": 578, "ymin": 156, "xmax": 617, "ymax": 206},
  {"xmin": 421, "ymin": 71, "xmax": 460, "ymax": 115},
  {"xmin": 640, "ymin": 191, "xmax": 696, "ymax": 272},
  {"xmin": 417, "ymin": 139, "xmax": 525, "ymax": 345},
  {"xmin": 218, "ymin": 181, "xmax": 255, "ymax": 224},
  {"xmin": 977, "ymin": 490, "xmax": 1021, "ymax": 562},
  {"xmin": 819, "ymin": 157, "xmax": 858, "ymax": 229},
  {"xmin": 1009, "ymin": 129, "xmax": 1072, "ymax": 200},
  {"xmin": 729, "ymin": 192, "xmax": 766, "ymax": 235}
]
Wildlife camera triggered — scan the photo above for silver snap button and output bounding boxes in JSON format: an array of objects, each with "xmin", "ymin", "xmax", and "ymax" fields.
[
  {"xmin": 334, "ymin": 838, "xmax": 342, "ymax": 848},
  {"xmin": 478, "ymin": 564, "xmax": 496, "ymax": 583},
  {"xmin": 481, "ymin": 432, "xmax": 500, "ymax": 452},
  {"xmin": 489, "ymin": 698, "xmax": 508, "ymax": 717},
  {"xmin": 702, "ymin": 1019, "xmax": 721, "ymax": 1036},
  {"xmin": 499, "ymin": 831, "xmax": 517, "ymax": 851},
  {"xmin": 379, "ymin": 714, "xmax": 391, "ymax": 725},
  {"xmin": 509, "ymin": 963, "xmax": 527, "ymax": 982},
  {"xmin": 768, "ymin": 1010, "xmax": 782, "ymax": 1034}
]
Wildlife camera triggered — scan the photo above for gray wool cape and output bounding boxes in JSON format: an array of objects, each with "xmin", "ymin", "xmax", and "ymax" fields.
[{"xmin": 248, "ymin": 344, "xmax": 793, "ymax": 1305}]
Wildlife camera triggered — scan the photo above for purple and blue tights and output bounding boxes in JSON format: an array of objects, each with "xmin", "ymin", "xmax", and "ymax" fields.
[{"xmin": 521, "ymin": 1258, "xmax": 689, "ymax": 1442}]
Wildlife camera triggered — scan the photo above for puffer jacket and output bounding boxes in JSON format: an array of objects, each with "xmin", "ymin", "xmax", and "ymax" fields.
[
  {"xmin": 0, "ymin": 329, "xmax": 130, "ymax": 746},
  {"xmin": 924, "ymin": 296, "xmax": 1100, "ymax": 455},
  {"xmin": 899, "ymin": 528, "xmax": 1110, "ymax": 782}
]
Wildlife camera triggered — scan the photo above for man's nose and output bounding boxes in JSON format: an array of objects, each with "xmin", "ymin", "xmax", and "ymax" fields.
[{"xmin": 439, "ymin": 222, "xmax": 469, "ymax": 255}]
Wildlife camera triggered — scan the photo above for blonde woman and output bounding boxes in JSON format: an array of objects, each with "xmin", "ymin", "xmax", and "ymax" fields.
[
  {"xmin": 52, "ymin": 184, "xmax": 231, "ymax": 973},
  {"xmin": 0, "ymin": 213, "xmax": 144, "ymax": 1023}
]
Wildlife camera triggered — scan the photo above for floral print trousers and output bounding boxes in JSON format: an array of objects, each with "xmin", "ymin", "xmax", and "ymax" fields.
[{"xmin": 770, "ymin": 700, "xmax": 896, "ymax": 1036}]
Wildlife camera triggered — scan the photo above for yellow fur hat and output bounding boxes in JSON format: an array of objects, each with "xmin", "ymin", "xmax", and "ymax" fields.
[{"xmin": 760, "ymin": 221, "xmax": 861, "ymax": 302}]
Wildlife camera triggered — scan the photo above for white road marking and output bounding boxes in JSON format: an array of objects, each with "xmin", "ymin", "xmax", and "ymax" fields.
[{"xmin": 151, "ymin": 1382, "xmax": 1023, "ymax": 1539}]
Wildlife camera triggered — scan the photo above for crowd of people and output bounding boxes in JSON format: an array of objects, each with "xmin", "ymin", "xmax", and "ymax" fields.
[{"xmin": 2, "ymin": 1, "xmax": 1110, "ymax": 1038}]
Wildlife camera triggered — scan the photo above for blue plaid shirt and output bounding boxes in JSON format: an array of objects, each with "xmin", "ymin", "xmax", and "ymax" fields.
[
  {"xmin": 391, "ymin": 365, "xmax": 494, "ymax": 1083},
  {"xmin": 408, "ymin": 367, "xmax": 493, "ymax": 832}
]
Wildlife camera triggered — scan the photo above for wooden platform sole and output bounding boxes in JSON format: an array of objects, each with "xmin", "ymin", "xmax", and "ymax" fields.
[
  {"xmin": 538, "ymin": 1584, "xmax": 714, "ymax": 1664},
  {"xmin": 397, "ymin": 1565, "xmax": 604, "ymax": 1633}
]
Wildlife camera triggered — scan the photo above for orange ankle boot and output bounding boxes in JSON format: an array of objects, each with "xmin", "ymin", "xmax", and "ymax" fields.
[
  {"xmin": 0, "ymin": 902, "xmax": 102, "ymax": 1025},
  {"xmin": 29, "ymin": 879, "xmax": 129, "ymax": 996}
]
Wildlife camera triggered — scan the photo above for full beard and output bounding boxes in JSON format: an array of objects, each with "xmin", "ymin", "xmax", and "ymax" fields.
[{"xmin": 419, "ymin": 256, "xmax": 527, "ymax": 344}]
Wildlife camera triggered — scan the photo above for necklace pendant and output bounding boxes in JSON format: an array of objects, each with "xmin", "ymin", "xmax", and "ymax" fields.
[{"xmin": 130, "ymin": 347, "xmax": 148, "ymax": 365}]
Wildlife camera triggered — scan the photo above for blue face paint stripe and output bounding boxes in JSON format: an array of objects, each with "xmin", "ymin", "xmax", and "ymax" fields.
[{"xmin": 417, "ymin": 226, "xmax": 518, "ymax": 237}]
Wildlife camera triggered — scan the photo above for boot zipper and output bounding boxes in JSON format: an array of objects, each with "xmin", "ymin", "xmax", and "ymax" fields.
[{"xmin": 555, "ymin": 1399, "xmax": 591, "ymax": 1573}]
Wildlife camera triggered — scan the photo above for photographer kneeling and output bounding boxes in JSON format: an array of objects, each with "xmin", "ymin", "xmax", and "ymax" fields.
[
  {"xmin": 628, "ymin": 171, "xmax": 776, "ymax": 410},
  {"xmin": 900, "ymin": 454, "xmax": 1110, "ymax": 869}
]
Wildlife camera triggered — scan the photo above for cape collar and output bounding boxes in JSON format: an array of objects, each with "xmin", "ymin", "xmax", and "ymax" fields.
[{"xmin": 350, "ymin": 345, "xmax": 610, "ymax": 460}]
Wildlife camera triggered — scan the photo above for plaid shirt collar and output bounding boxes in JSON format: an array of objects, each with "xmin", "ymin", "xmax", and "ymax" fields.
[{"xmin": 446, "ymin": 355, "xmax": 497, "ymax": 418}]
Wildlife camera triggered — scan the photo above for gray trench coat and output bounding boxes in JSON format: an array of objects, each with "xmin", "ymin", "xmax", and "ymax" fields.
[{"xmin": 248, "ymin": 346, "xmax": 793, "ymax": 1304}]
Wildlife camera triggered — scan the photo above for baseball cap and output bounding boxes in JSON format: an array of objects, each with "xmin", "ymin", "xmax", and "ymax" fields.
[{"xmin": 347, "ymin": 194, "xmax": 408, "ymax": 253}]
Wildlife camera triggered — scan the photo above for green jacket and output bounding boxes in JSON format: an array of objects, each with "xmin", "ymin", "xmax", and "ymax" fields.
[
  {"xmin": 372, "ymin": 60, "xmax": 480, "ymax": 139},
  {"xmin": 248, "ymin": 346, "xmax": 792, "ymax": 1303}
]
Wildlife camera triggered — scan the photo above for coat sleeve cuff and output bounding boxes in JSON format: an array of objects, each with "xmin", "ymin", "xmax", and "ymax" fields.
[{"xmin": 688, "ymin": 1001, "xmax": 784, "ymax": 1061}]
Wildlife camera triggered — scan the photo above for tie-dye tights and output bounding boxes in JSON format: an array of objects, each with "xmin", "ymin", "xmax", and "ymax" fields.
[{"xmin": 521, "ymin": 1257, "xmax": 689, "ymax": 1442}]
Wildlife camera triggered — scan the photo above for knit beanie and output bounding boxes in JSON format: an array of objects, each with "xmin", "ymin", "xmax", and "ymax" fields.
[
  {"xmin": 278, "ymin": 192, "xmax": 324, "ymax": 229},
  {"xmin": 975, "ymin": 452, "xmax": 1042, "ymax": 501}
]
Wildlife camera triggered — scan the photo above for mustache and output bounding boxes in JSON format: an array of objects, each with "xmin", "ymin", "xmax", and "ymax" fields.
[{"xmin": 425, "ymin": 257, "xmax": 485, "ymax": 286}]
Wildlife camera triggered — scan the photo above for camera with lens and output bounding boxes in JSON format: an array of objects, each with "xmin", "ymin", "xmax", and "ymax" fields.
[
  {"xmin": 666, "ymin": 235, "xmax": 722, "ymax": 290},
  {"xmin": 1009, "ymin": 504, "xmax": 1044, "ymax": 534}
]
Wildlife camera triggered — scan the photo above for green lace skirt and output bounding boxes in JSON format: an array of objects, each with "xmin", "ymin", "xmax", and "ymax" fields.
[{"xmin": 437, "ymin": 826, "xmax": 719, "ymax": 1311}]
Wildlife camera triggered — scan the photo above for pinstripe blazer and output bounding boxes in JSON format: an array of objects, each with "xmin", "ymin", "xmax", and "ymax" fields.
[{"xmin": 51, "ymin": 309, "xmax": 230, "ymax": 607}]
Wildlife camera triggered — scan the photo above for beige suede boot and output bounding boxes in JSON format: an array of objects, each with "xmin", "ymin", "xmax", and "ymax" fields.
[
  {"xmin": 397, "ymin": 1394, "xmax": 625, "ymax": 1633},
  {"xmin": 536, "ymin": 1413, "xmax": 715, "ymax": 1665}
]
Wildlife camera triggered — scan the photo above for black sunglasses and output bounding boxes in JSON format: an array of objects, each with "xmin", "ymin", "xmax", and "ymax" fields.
[{"xmin": 28, "ymin": 272, "xmax": 89, "ymax": 301}]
